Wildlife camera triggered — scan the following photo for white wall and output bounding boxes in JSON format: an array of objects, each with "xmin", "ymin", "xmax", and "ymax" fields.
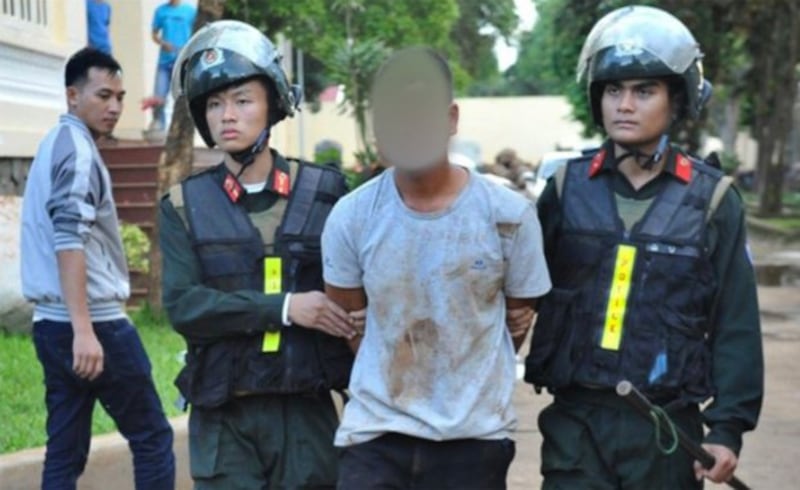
[{"xmin": 0, "ymin": 0, "xmax": 86, "ymax": 157}]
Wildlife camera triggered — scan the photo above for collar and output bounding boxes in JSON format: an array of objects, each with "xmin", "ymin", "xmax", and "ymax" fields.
[
  {"xmin": 60, "ymin": 113, "xmax": 93, "ymax": 139},
  {"xmin": 219, "ymin": 149, "xmax": 292, "ymax": 203},
  {"xmin": 265, "ymin": 150, "xmax": 292, "ymax": 198},
  {"xmin": 588, "ymin": 140, "xmax": 693, "ymax": 184}
]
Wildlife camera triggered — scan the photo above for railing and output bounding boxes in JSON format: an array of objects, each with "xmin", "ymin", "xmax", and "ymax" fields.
[{"xmin": 1, "ymin": 0, "xmax": 47, "ymax": 26}]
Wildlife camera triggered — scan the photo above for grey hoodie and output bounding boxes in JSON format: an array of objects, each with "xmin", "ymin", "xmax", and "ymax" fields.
[{"xmin": 20, "ymin": 113, "xmax": 130, "ymax": 322}]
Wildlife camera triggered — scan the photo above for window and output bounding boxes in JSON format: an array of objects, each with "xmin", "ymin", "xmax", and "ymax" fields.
[{"xmin": 1, "ymin": 0, "xmax": 47, "ymax": 26}]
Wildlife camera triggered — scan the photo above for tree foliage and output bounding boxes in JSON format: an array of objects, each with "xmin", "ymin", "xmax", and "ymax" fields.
[
  {"xmin": 224, "ymin": 0, "xmax": 522, "ymax": 95},
  {"xmin": 450, "ymin": 0, "xmax": 519, "ymax": 83}
]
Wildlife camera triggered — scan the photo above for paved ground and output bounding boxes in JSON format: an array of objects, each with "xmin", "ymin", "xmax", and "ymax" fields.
[{"xmin": 2, "ymin": 286, "xmax": 798, "ymax": 489}]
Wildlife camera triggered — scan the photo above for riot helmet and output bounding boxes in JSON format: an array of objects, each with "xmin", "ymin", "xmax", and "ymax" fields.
[
  {"xmin": 577, "ymin": 5, "xmax": 712, "ymax": 128},
  {"xmin": 172, "ymin": 20, "xmax": 302, "ymax": 165}
]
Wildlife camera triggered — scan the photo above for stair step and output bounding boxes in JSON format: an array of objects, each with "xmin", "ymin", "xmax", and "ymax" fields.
[
  {"xmin": 113, "ymin": 182, "xmax": 159, "ymax": 204},
  {"xmin": 116, "ymin": 203, "xmax": 157, "ymax": 224}
]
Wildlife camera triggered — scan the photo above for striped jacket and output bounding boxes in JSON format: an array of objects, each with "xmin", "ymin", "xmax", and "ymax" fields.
[{"xmin": 20, "ymin": 113, "xmax": 129, "ymax": 322}]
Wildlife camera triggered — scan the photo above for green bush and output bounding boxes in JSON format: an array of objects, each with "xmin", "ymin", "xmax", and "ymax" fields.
[
  {"xmin": 120, "ymin": 223, "xmax": 150, "ymax": 273},
  {"xmin": 314, "ymin": 147, "xmax": 343, "ymax": 166}
]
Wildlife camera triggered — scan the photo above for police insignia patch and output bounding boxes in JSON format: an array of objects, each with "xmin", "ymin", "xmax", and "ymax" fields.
[
  {"xmin": 200, "ymin": 48, "xmax": 224, "ymax": 69},
  {"xmin": 223, "ymin": 174, "xmax": 242, "ymax": 203}
]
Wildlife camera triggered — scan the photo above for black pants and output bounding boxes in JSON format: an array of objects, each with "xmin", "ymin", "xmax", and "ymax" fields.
[
  {"xmin": 338, "ymin": 433, "xmax": 515, "ymax": 490},
  {"xmin": 189, "ymin": 393, "xmax": 339, "ymax": 489},
  {"xmin": 539, "ymin": 388, "xmax": 703, "ymax": 490}
]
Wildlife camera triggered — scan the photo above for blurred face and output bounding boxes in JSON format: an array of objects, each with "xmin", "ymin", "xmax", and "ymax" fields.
[
  {"xmin": 205, "ymin": 79, "xmax": 269, "ymax": 153},
  {"xmin": 67, "ymin": 67, "xmax": 125, "ymax": 138},
  {"xmin": 371, "ymin": 50, "xmax": 457, "ymax": 173},
  {"xmin": 601, "ymin": 79, "xmax": 672, "ymax": 148}
]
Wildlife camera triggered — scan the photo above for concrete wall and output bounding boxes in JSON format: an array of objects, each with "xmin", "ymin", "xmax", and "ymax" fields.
[
  {"xmin": 270, "ymin": 96, "xmax": 598, "ymax": 166},
  {"xmin": 0, "ymin": 0, "xmax": 85, "ymax": 157}
]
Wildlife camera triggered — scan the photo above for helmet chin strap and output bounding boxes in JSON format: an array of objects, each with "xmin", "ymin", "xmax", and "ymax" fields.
[
  {"xmin": 614, "ymin": 133, "xmax": 670, "ymax": 171},
  {"xmin": 230, "ymin": 127, "xmax": 270, "ymax": 177}
]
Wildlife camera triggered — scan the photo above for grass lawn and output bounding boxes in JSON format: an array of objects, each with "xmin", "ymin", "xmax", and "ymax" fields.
[{"xmin": 0, "ymin": 307, "xmax": 185, "ymax": 454}]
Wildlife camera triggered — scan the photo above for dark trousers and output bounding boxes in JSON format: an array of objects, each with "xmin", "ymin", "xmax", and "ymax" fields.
[
  {"xmin": 189, "ymin": 393, "xmax": 340, "ymax": 489},
  {"xmin": 32, "ymin": 318, "xmax": 175, "ymax": 490},
  {"xmin": 539, "ymin": 388, "xmax": 703, "ymax": 490},
  {"xmin": 338, "ymin": 433, "xmax": 516, "ymax": 490}
]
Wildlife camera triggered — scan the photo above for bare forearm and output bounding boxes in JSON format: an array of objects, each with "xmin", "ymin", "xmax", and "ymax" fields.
[
  {"xmin": 507, "ymin": 297, "xmax": 539, "ymax": 353},
  {"xmin": 325, "ymin": 284, "xmax": 367, "ymax": 352},
  {"xmin": 56, "ymin": 250, "xmax": 92, "ymax": 333}
]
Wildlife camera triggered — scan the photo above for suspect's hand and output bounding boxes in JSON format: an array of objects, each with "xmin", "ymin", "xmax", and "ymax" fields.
[
  {"xmin": 506, "ymin": 306, "xmax": 535, "ymax": 339},
  {"xmin": 349, "ymin": 308, "xmax": 366, "ymax": 335},
  {"xmin": 289, "ymin": 291, "xmax": 359, "ymax": 339},
  {"xmin": 73, "ymin": 329, "xmax": 104, "ymax": 380},
  {"xmin": 694, "ymin": 444, "xmax": 738, "ymax": 484}
]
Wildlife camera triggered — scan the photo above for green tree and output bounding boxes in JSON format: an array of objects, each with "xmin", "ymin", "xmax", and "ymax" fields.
[
  {"xmin": 450, "ymin": 0, "xmax": 519, "ymax": 84},
  {"xmin": 737, "ymin": 0, "xmax": 799, "ymax": 215}
]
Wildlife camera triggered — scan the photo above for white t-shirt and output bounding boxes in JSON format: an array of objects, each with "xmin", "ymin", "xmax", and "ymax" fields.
[{"xmin": 322, "ymin": 167, "xmax": 551, "ymax": 447}]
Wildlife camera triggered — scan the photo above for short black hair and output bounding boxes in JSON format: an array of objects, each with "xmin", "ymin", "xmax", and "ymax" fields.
[{"xmin": 64, "ymin": 48, "xmax": 122, "ymax": 88}]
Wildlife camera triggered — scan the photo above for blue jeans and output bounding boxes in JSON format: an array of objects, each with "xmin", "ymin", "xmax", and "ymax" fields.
[
  {"xmin": 153, "ymin": 63, "xmax": 173, "ymax": 127},
  {"xmin": 32, "ymin": 318, "xmax": 175, "ymax": 490}
]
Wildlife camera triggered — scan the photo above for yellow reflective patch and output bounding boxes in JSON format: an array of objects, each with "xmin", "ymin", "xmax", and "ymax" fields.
[
  {"xmin": 601, "ymin": 245, "xmax": 637, "ymax": 351},
  {"xmin": 263, "ymin": 257, "xmax": 282, "ymax": 352},
  {"xmin": 264, "ymin": 257, "xmax": 282, "ymax": 294},
  {"xmin": 262, "ymin": 331, "xmax": 281, "ymax": 352}
]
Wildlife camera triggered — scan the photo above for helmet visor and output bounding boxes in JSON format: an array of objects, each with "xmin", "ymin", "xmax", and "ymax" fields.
[{"xmin": 576, "ymin": 6, "xmax": 701, "ymax": 83}]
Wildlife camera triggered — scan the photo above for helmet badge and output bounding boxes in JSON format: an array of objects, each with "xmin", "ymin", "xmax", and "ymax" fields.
[{"xmin": 200, "ymin": 48, "xmax": 225, "ymax": 70}]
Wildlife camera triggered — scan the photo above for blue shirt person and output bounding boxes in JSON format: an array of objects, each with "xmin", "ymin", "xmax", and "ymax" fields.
[
  {"xmin": 149, "ymin": 0, "xmax": 196, "ymax": 130},
  {"xmin": 86, "ymin": 0, "xmax": 112, "ymax": 54}
]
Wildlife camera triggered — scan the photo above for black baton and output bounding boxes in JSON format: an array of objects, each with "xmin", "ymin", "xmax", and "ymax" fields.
[{"xmin": 616, "ymin": 381, "xmax": 751, "ymax": 490}]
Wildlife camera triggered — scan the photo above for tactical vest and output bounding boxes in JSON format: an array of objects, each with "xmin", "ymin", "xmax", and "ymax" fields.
[
  {"xmin": 174, "ymin": 160, "xmax": 353, "ymax": 408},
  {"xmin": 525, "ymin": 150, "xmax": 724, "ymax": 403}
]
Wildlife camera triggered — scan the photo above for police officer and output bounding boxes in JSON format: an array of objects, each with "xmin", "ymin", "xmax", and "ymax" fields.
[
  {"xmin": 525, "ymin": 6, "xmax": 763, "ymax": 489},
  {"xmin": 159, "ymin": 20, "xmax": 359, "ymax": 489}
]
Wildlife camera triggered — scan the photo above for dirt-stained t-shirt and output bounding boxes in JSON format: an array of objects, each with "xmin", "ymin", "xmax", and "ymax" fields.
[{"xmin": 322, "ymin": 167, "xmax": 551, "ymax": 446}]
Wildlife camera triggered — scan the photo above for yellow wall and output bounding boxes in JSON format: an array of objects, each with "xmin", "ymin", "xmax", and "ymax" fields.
[
  {"xmin": 271, "ymin": 96, "xmax": 597, "ymax": 166},
  {"xmin": 108, "ymin": 0, "xmax": 164, "ymax": 140}
]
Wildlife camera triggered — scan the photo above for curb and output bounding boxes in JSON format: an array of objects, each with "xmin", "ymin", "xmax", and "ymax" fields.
[{"xmin": 0, "ymin": 415, "xmax": 191, "ymax": 490}]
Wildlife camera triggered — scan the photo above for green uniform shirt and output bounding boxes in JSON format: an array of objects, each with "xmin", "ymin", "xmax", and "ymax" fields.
[
  {"xmin": 159, "ymin": 151, "xmax": 294, "ymax": 345},
  {"xmin": 536, "ymin": 143, "xmax": 764, "ymax": 454}
]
